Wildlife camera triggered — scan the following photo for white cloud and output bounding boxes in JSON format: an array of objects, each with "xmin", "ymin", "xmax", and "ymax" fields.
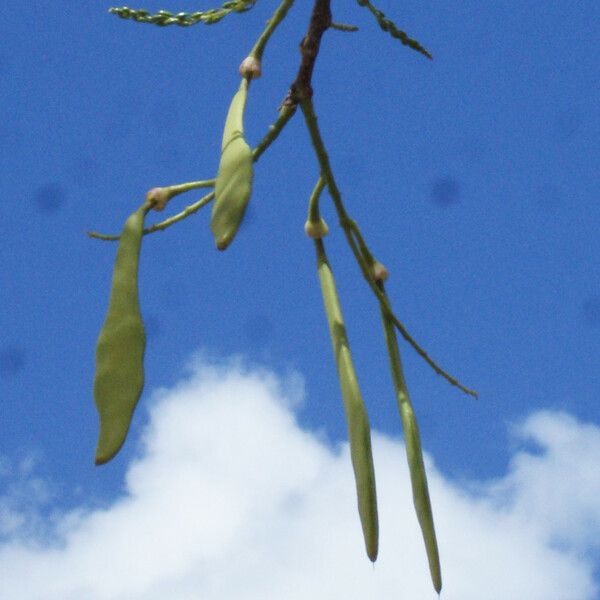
[
  {"xmin": 0, "ymin": 356, "xmax": 599, "ymax": 600},
  {"xmin": 0, "ymin": 453, "xmax": 54, "ymax": 539}
]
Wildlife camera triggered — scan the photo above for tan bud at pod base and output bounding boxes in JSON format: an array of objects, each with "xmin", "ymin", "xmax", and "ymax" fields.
[
  {"xmin": 304, "ymin": 218, "xmax": 329, "ymax": 239},
  {"xmin": 239, "ymin": 56, "xmax": 262, "ymax": 80},
  {"xmin": 371, "ymin": 261, "xmax": 389, "ymax": 283},
  {"xmin": 146, "ymin": 187, "xmax": 170, "ymax": 212}
]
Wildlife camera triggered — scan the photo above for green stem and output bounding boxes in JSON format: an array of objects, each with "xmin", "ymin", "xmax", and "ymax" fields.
[
  {"xmin": 345, "ymin": 227, "xmax": 471, "ymax": 394},
  {"xmin": 300, "ymin": 97, "xmax": 477, "ymax": 397},
  {"xmin": 252, "ymin": 104, "xmax": 296, "ymax": 162},
  {"xmin": 307, "ymin": 175, "xmax": 326, "ymax": 223},
  {"xmin": 347, "ymin": 218, "xmax": 375, "ymax": 266},
  {"xmin": 249, "ymin": 0, "xmax": 295, "ymax": 62},
  {"xmin": 90, "ymin": 103, "xmax": 295, "ymax": 241},
  {"xmin": 140, "ymin": 191, "xmax": 215, "ymax": 236},
  {"xmin": 166, "ymin": 179, "xmax": 214, "ymax": 195},
  {"xmin": 88, "ymin": 191, "xmax": 215, "ymax": 241},
  {"xmin": 330, "ymin": 22, "xmax": 359, "ymax": 32}
]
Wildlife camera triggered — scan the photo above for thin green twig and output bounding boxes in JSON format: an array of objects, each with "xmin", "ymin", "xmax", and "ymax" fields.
[
  {"xmin": 347, "ymin": 219, "xmax": 375, "ymax": 266},
  {"xmin": 348, "ymin": 224, "xmax": 477, "ymax": 397},
  {"xmin": 307, "ymin": 175, "xmax": 326, "ymax": 223},
  {"xmin": 109, "ymin": 1, "xmax": 257, "ymax": 26},
  {"xmin": 249, "ymin": 0, "xmax": 295, "ymax": 62},
  {"xmin": 355, "ymin": 0, "xmax": 432, "ymax": 59},
  {"xmin": 142, "ymin": 190, "xmax": 215, "ymax": 235},
  {"xmin": 252, "ymin": 104, "xmax": 296, "ymax": 162},
  {"xmin": 87, "ymin": 191, "xmax": 216, "ymax": 240},
  {"xmin": 299, "ymin": 98, "xmax": 476, "ymax": 397},
  {"xmin": 344, "ymin": 211, "xmax": 473, "ymax": 394},
  {"xmin": 330, "ymin": 22, "xmax": 358, "ymax": 32},
  {"xmin": 164, "ymin": 179, "xmax": 214, "ymax": 195},
  {"xmin": 89, "ymin": 103, "xmax": 296, "ymax": 241}
]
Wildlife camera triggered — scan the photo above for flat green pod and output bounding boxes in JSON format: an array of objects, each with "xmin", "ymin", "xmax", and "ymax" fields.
[
  {"xmin": 94, "ymin": 203, "xmax": 149, "ymax": 465},
  {"xmin": 380, "ymin": 308, "xmax": 442, "ymax": 593},
  {"xmin": 315, "ymin": 240, "xmax": 379, "ymax": 562},
  {"xmin": 211, "ymin": 79, "xmax": 254, "ymax": 250}
]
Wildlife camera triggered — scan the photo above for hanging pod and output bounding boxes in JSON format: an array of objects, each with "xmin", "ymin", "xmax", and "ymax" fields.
[
  {"xmin": 315, "ymin": 239, "xmax": 379, "ymax": 562},
  {"xmin": 211, "ymin": 79, "xmax": 254, "ymax": 250},
  {"xmin": 380, "ymin": 306, "xmax": 442, "ymax": 593},
  {"xmin": 93, "ymin": 202, "xmax": 150, "ymax": 465}
]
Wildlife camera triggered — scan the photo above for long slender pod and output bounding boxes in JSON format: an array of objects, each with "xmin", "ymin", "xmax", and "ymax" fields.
[
  {"xmin": 211, "ymin": 78, "xmax": 253, "ymax": 250},
  {"xmin": 379, "ymin": 297, "xmax": 442, "ymax": 593},
  {"xmin": 315, "ymin": 239, "xmax": 379, "ymax": 561},
  {"xmin": 94, "ymin": 201, "xmax": 151, "ymax": 465}
]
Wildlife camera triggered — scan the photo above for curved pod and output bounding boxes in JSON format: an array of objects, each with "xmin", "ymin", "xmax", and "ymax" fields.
[
  {"xmin": 94, "ymin": 203, "xmax": 149, "ymax": 465},
  {"xmin": 211, "ymin": 79, "xmax": 254, "ymax": 250}
]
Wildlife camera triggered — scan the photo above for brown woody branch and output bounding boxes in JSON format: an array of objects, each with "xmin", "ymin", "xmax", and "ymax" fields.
[{"xmin": 284, "ymin": 0, "xmax": 331, "ymax": 105}]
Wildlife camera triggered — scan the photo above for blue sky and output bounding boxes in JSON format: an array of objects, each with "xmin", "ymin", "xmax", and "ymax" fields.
[{"xmin": 1, "ymin": 1, "xmax": 600, "ymax": 598}]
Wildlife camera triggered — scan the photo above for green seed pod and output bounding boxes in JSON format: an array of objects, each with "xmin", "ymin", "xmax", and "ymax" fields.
[
  {"xmin": 315, "ymin": 240, "xmax": 379, "ymax": 562},
  {"xmin": 211, "ymin": 79, "xmax": 253, "ymax": 250},
  {"xmin": 93, "ymin": 202, "xmax": 150, "ymax": 465},
  {"xmin": 401, "ymin": 401, "xmax": 441, "ymax": 594},
  {"xmin": 380, "ymin": 307, "xmax": 441, "ymax": 593}
]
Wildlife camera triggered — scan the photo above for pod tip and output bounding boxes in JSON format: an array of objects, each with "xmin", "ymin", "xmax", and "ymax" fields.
[
  {"xmin": 215, "ymin": 232, "xmax": 235, "ymax": 251},
  {"xmin": 94, "ymin": 449, "xmax": 114, "ymax": 466}
]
